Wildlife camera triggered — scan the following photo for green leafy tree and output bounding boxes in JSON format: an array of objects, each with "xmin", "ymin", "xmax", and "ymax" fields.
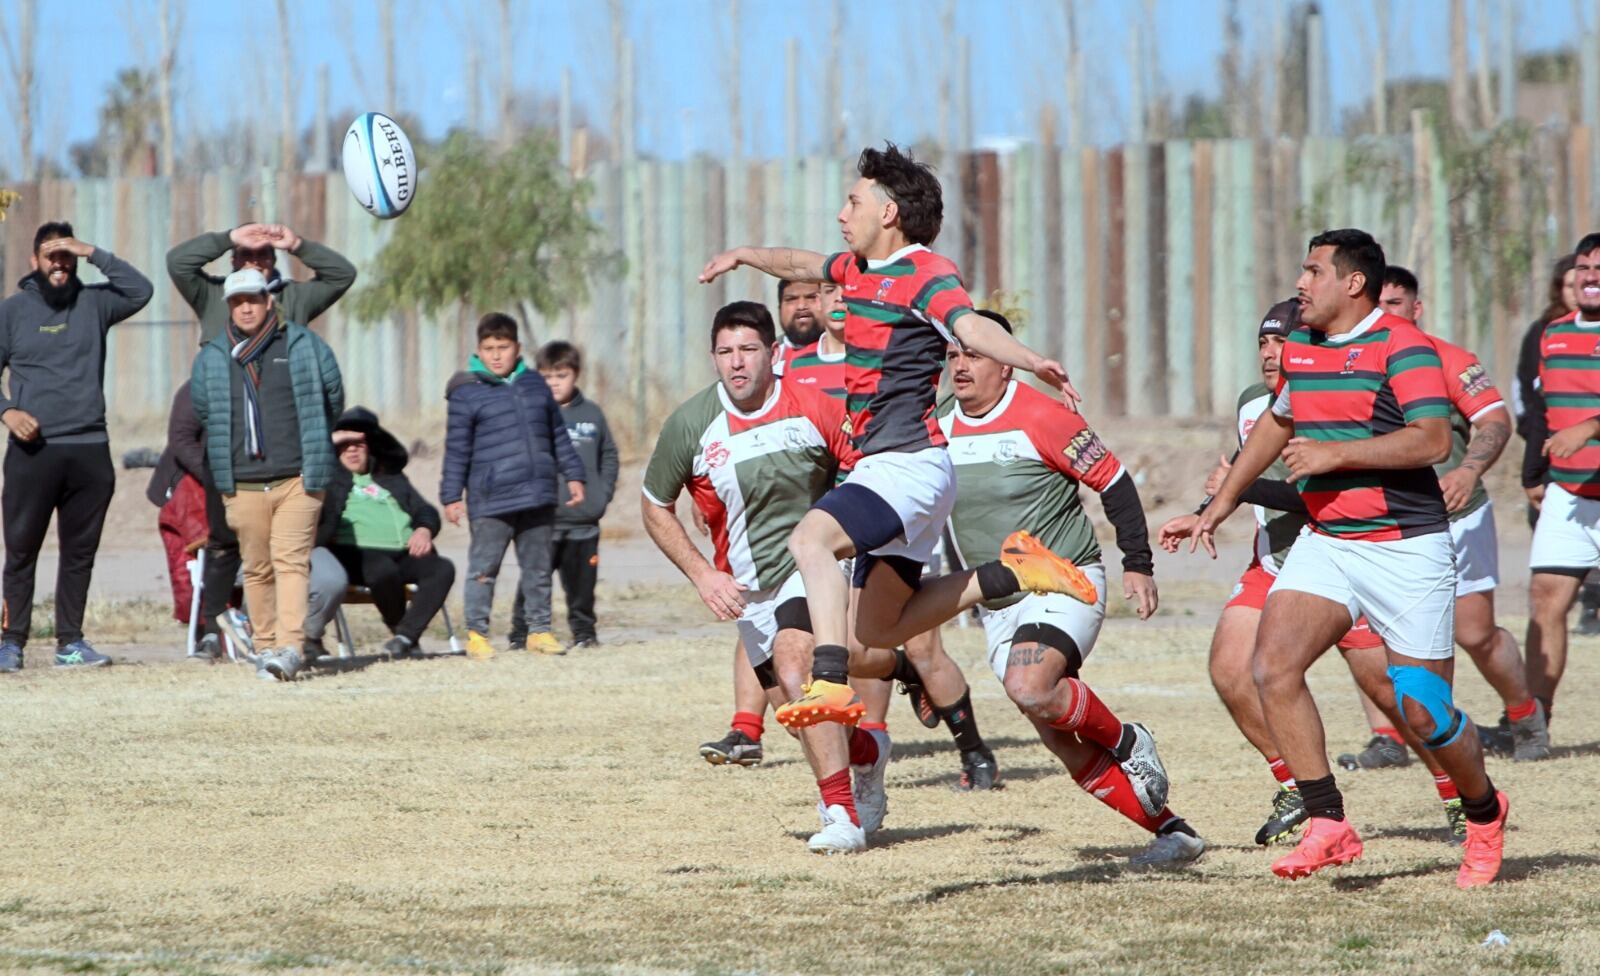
[{"xmin": 354, "ymin": 132, "xmax": 617, "ymax": 328}]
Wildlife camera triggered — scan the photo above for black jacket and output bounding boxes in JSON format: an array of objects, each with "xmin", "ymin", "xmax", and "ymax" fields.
[
  {"xmin": 146, "ymin": 381, "xmax": 207, "ymax": 507},
  {"xmin": 315, "ymin": 407, "xmax": 441, "ymax": 548}
]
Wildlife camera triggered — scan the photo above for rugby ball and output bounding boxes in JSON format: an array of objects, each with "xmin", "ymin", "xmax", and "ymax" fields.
[{"xmin": 342, "ymin": 112, "xmax": 417, "ymax": 219}]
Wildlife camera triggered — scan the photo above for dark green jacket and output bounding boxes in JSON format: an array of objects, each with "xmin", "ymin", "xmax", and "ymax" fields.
[
  {"xmin": 167, "ymin": 231, "xmax": 357, "ymax": 343},
  {"xmin": 190, "ymin": 322, "xmax": 345, "ymax": 493}
]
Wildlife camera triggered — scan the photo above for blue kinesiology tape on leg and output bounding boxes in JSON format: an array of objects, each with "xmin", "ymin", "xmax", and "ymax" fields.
[{"xmin": 1387, "ymin": 664, "xmax": 1466, "ymax": 750}]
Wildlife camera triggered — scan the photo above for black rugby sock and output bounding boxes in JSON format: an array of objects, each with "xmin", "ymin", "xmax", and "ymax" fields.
[
  {"xmin": 811, "ymin": 643, "xmax": 849, "ymax": 685},
  {"xmin": 1296, "ymin": 774, "xmax": 1345, "ymax": 821},
  {"xmin": 1462, "ymin": 781, "xmax": 1503, "ymax": 825},
  {"xmin": 938, "ymin": 689, "xmax": 986, "ymax": 753}
]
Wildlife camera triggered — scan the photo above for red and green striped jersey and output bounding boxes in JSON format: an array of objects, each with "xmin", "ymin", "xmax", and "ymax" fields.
[
  {"xmin": 1537, "ymin": 312, "xmax": 1600, "ymax": 497},
  {"xmin": 1270, "ymin": 310, "xmax": 1451, "ymax": 541},
  {"xmin": 938, "ymin": 381, "xmax": 1125, "ymax": 600},
  {"xmin": 780, "ymin": 340, "xmax": 847, "ymax": 402},
  {"xmin": 1423, "ymin": 332, "xmax": 1505, "ymax": 519},
  {"xmin": 820, "ymin": 244, "xmax": 976, "ymax": 456},
  {"xmin": 642, "ymin": 379, "xmax": 859, "ymax": 589}
]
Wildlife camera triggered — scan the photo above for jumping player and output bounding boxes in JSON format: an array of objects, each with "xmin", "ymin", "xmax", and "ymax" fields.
[
  {"xmin": 642, "ymin": 302, "xmax": 891, "ymax": 853},
  {"xmin": 698, "ymin": 146, "xmax": 1088, "ymax": 805},
  {"xmin": 1192, "ymin": 229, "xmax": 1508, "ymax": 887},
  {"xmin": 941, "ymin": 311, "xmax": 1202, "ymax": 867}
]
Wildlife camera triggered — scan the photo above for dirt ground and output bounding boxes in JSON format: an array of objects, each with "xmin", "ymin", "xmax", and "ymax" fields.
[{"xmin": 0, "ymin": 418, "xmax": 1588, "ymax": 975}]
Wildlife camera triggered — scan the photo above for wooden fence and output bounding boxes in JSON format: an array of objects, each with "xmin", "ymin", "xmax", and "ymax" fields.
[{"xmin": 4, "ymin": 124, "xmax": 1597, "ymax": 444}]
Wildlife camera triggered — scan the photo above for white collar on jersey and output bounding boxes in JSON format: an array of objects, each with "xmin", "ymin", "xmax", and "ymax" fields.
[
  {"xmin": 1321, "ymin": 306, "xmax": 1384, "ymax": 344},
  {"xmin": 716, "ymin": 376, "xmax": 783, "ymax": 420},
  {"xmin": 865, "ymin": 242, "xmax": 929, "ymax": 270},
  {"xmin": 1575, "ymin": 314, "xmax": 1600, "ymax": 329},
  {"xmin": 954, "ymin": 379, "xmax": 1019, "ymax": 426}
]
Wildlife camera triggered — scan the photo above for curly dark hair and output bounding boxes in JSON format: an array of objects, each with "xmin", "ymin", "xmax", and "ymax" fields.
[{"xmin": 857, "ymin": 142, "xmax": 943, "ymax": 245}]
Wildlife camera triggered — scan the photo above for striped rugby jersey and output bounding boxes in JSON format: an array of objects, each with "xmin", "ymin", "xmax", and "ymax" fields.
[
  {"xmin": 1270, "ymin": 309, "xmax": 1451, "ymax": 541},
  {"xmin": 642, "ymin": 379, "xmax": 859, "ymax": 590},
  {"xmin": 780, "ymin": 340, "xmax": 847, "ymax": 402},
  {"xmin": 821, "ymin": 244, "xmax": 976, "ymax": 456},
  {"xmin": 938, "ymin": 381, "xmax": 1125, "ymax": 607},
  {"xmin": 1537, "ymin": 311, "xmax": 1600, "ymax": 498},
  {"xmin": 1423, "ymin": 332, "xmax": 1505, "ymax": 519},
  {"xmin": 1236, "ymin": 383, "xmax": 1305, "ymax": 573}
]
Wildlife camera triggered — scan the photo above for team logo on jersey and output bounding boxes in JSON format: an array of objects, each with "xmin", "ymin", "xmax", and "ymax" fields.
[
  {"xmin": 1459, "ymin": 363, "xmax": 1493, "ymax": 397},
  {"xmin": 1242, "ymin": 417, "xmax": 1257, "ymax": 437},
  {"xmin": 783, "ymin": 426, "xmax": 811, "ymax": 451},
  {"xmin": 875, "ymin": 278, "xmax": 894, "ymax": 301},
  {"xmin": 1063, "ymin": 429, "xmax": 1107, "ymax": 476},
  {"xmin": 1341, "ymin": 348, "xmax": 1363, "ymax": 374},
  {"xmin": 992, "ymin": 440, "xmax": 1019, "ymax": 466},
  {"xmin": 704, "ymin": 441, "xmax": 731, "ymax": 469}
]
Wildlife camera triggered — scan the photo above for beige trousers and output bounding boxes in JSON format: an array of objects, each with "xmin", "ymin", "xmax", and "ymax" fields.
[{"xmin": 223, "ymin": 476, "xmax": 323, "ymax": 649}]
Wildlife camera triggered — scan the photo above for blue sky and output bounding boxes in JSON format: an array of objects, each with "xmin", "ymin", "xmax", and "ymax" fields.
[{"xmin": 6, "ymin": 0, "xmax": 1588, "ymax": 169}]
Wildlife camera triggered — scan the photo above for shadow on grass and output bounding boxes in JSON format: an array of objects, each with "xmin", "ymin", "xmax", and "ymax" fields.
[
  {"xmin": 914, "ymin": 853, "xmax": 1209, "ymax": 901},
  {"xmin": 785, "ymin": 822, "xmax": 981, "ymax": 847},
  {"xmin": 900, "ymin": 763, "xmax": 1063, "ymax": 790},
  {"xmin": 1549, "ymin": 739, "xmax": 1600, "ymax": 760},
  {"xmin": 889, "ymin": 735, "xmax": 1037, "ymax": 761},
  {"xmin": 1327, "ymin": 853, "xmax": 1600, "ymax": 891},
  {"xmin": 1362, "ymin": 825, "xmax": 1456, "ymax": 844}
]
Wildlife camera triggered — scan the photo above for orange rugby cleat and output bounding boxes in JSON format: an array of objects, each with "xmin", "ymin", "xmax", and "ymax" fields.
[
  {"xmin": 1000, "ymin": 531, "xmax": 1099, "ymax": 604},
  {"xmin": 775, "ymin": 679, "xmax": 866, "ymax": 729}
]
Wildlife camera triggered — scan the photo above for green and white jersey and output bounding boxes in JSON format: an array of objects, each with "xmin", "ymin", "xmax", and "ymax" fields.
[
  {"xmin": 939, "ymin": 381, "xmax": 1126, "ymax": 608},
  {"xmin": 642, "ymin": 379, "xmax": 856, "ymax": 590},
  {"xmin": 1237, "ymin": 383, "xmax": 1306, "ymax": 573}
]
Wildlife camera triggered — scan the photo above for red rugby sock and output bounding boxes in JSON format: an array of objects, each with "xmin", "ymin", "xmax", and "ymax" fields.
[
  {"xmin": 817, "ymin": 769, "xmax": 859, "ymax": 825},
  {"xmin": 1071, "ymin": 749, "xmax": 1165, "ymax": 832},
  {"xmin": 1047, "ymin": 678, "xmax": 1124, "ymax": 752}
]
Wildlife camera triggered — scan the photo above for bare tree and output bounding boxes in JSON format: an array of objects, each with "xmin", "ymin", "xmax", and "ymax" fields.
[
  {"xmin": 1359, "ymin": 0, "xmax": 1389, "ymax": 134},
  {"xmin": 1449, "ymin": 0, "xmax": 1472, "ymax": 129},
  {"xmin": 1473, "ymin": 0, "xmax": 1496, "ymax": 127},
  {"xmin": 0, "ymin": 0, "xmax": 37, "ymax": 178},
  {"xmin": 498, "ymin": 0, "xmax": 515, "ymax": 146},
  {"xmin": 157, "ymin": 0, "xmax": 183, "ymax": 175},
  {"xmin": 938, "ymin": 0, "xmax": 955, "ymax": 149},
  {"xmin": 1063, "ymin": 0, "xmax": 1085, "ymax": 149},
  {"xmin": 825, "ymin": 0, "xmax": 845, "ymax": 154},
  {"xmin": 276, "ymin": 0, "xmax": 296, "ymax": 169},
  {"xmin": 725, "ymin": 0, "xmax": 742, "ymax": 160},
  {"xmin": 381, "ymin": 1, "xmax": 397, "ymax": 110}
]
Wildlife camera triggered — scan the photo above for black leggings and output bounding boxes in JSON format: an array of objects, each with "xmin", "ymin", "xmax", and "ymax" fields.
[
  {"xmin": 329, "ymin": 544, "xmax": 456, "ymax": 644},
  {"xmin": 2, "ymin": 441, "xmax": 116, "ymax": 646},
  {"xmin": 200, "ymin": 467, "xmax": 242, "ymax": 636}
]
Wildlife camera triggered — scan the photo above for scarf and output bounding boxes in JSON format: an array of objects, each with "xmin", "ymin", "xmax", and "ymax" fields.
[{"xmin": 227, "ymin": 310, "xmax": 281, "ymax": 459}]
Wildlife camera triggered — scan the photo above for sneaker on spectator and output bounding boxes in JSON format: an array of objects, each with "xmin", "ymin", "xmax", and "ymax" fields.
[
  {"xmin": 54, "ymin": 641, "xmax": 112, "ymax": 668},
  {"xmin": 189, "ymin": 633, "xmax": 221, "ymax": 663},
  {"xmin": 264, "ymin": 648, "xmax": 303, "ymax": 682},
  {"xmin": 0, "ymin": 642, "xmax": 21, "ymax": 673},
  {"xmin": 218, "ymin": 609, "xmax": 255, "ymax": 660},
  {"xmin": 384, "ymin": 635, "xmax": 416, "ymax": 659}
]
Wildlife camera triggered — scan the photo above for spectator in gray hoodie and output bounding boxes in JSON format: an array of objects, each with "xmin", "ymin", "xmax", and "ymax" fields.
[
  {"xmin": 509, "ymin": 341, "xmax": 620, "ymax": 649},
  {"xmin": 0, "ymin": 221, "xmax": 154, "ymax": 672}
]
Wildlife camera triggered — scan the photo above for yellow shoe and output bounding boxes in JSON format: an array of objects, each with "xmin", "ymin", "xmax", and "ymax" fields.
[
  {"xmin": 465, "ymin": 631, "xmax": 496, "ymax": 660},
  {"xmin": 775, "ymin": 679, "xmax": 865, "ymax": 729},
  {"xmin": 999, "ymin": 530, "xmax": 1099, "ymax": 604},
  {"xmin": 525, "ymin": 632, "xmax": 567, "ymax": 655}
]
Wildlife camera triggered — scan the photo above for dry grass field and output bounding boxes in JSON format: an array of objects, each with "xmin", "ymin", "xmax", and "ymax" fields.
[{"xmin": 2, "ymin": 574, "xmax": 1599, "ymax": 976}]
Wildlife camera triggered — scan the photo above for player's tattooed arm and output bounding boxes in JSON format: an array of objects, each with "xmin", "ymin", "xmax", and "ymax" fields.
[
  {"xmin": 698, "ymin": 246, "xmax": 826, "ymax": 284},
  {"xmin": 1441, "ymin": 410, "xmax": 1510, "ymax": 512}
]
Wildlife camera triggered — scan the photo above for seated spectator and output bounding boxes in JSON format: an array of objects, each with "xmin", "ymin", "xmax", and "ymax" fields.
[{"xmin": 306, "ymin": 408, "xmax": 455, "ymax": 659}]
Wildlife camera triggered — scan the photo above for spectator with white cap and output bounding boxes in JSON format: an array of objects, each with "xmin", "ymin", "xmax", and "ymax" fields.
[{"xmin": 190, "ymin": 267, "xmax": 343, "ymax": 681}]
